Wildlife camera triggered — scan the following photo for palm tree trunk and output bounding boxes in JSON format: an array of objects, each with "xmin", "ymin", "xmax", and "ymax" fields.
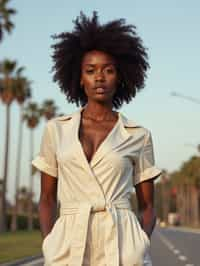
[
  {"xmin": 11, "ymin": 104, "xmax": 24, "ymax": 232},
  {"xmin": 161, "ymin": 179, "xmax": 169, "ymax": 224},
  {"xmin": 177, "ymin": 185, "xmax": 184, "ymax": 225},
  {"xmin": 28, "ymin": 128, "xmax": 34, "ymax": 230},
  {"xmin": 0, "ymin": 104, "xmax": 11, "ymax": 232},
  {"xmin": 186, "ymin": 184, "xmax": 190, "ymax": 225}
]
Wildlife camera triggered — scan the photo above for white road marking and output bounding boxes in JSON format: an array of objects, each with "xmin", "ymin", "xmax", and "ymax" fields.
[
  {"xmin": 156, "ymin": 230, "xmax": 195, "ymax": 266},
  {"xmin": 173, "ymin": 249, "xmax": 180, "ymax": 254},
  {"xmin": 178, "ymin": 255, "xmax": 187, "ymax": 261}
]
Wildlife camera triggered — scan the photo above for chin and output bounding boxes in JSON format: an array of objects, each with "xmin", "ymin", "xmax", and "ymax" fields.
[{"xmin": 94, "ymin": 96, "xmax": 112, "ymax": 103}]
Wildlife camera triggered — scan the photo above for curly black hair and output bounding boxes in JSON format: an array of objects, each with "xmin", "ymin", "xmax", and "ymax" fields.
[{"xmin": 51, "ymin": 11, "xmax": 149, "ymax": 109}]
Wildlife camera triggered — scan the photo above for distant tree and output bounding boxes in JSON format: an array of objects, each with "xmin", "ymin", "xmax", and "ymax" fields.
[
  {"xmin": 41, "ymin": 99, "xmax": 58, "ymax": 120},
  {"xmin": 17, "ymin": 186, "xmax": 29, "ymax": 214},
  {"xmin": 197, "ymin": 144, "xmax": 200, "ymax": 153},
  {"xmin": 0, "ymin": 59, "xmax": 17, "ymax": 232},
  {"xmin": 0, "ymin": 0, "xmax": 16, "ymax": 42},
  {"xmin": 23, "ymin": 101, "xmax": 41, "ymax": 230},
  {"xmin": 172, "ymin": 156, "xmax": 200, "ymax": 187},
  {"xmin": 0, "ymin": 179, "xmax": 3, "ymax": 215},
  {"xmin": 11, "ymin": 69, "xmax": 32, "ymax": 232},
  {"xmin": 170, "ymin": 156, "xmax": 200, "ymax": 226}
]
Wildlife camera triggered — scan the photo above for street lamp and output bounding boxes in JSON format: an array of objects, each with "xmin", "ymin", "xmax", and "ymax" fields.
[
  {"xmin": 172, "ymin": 91, "xmax": 200, "ymax": 153},
  {"xmin": 171, "ymin": 91, "xmax": 200, "ymax": 105}
]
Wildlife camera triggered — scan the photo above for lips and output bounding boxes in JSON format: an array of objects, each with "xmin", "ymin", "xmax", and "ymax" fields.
[
  {"xmin": 94, "ymin": 85, "xmax": 106, "ymax": 89},
  {"xmin": 94, "ymin": 85, "xmax": 108, "ymax": 93},
  {"xmin": 96, "ymin": 87, "xmax": 106, "ymax": 93}
]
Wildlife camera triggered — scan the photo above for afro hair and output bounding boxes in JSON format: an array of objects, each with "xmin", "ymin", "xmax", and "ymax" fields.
[{"xmin": 51, "ymin": 11, "xmax": 149, "ymax": 109}]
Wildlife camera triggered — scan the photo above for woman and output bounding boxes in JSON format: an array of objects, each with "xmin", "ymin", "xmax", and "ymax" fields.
[{"xmin": 32, "ymin": 11, "xmax": 162, "ymax": 266}]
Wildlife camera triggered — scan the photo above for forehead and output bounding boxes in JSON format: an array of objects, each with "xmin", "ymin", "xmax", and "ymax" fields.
[{"xmin": 81, "ymin": 50, "xmax": 116, "ymax": 66}]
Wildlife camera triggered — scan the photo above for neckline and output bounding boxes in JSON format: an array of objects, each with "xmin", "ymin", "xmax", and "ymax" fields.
[{"xmin": 76, "ymin": 106, "xmax": 121, "ymax": 165}]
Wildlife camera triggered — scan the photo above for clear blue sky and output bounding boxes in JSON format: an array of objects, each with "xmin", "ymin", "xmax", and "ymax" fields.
[{"xmin": 0, "ymin": 0, "xmax": 200, "ymax": 202}]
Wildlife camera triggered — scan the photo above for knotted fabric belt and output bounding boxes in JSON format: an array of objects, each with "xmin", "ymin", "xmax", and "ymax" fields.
[{"xmin": 60, "ymin": 198, "xmax": 132, "ymax": 266}]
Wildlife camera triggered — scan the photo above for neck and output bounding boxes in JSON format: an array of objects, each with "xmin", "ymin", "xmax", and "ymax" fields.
[{"xmin": 82, "ymin": 102, "xmax": 116, "ymax": 121}]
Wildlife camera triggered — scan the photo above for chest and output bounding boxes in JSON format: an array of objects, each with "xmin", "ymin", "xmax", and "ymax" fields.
[{"xmin": 78, "ymin": 119, "xmax": 117, "ymax": 163}]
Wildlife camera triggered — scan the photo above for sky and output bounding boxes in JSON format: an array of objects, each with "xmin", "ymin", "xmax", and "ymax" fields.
[{"xmin": 0, "ymin": 0, "xmax": 200, "ymax": 202}]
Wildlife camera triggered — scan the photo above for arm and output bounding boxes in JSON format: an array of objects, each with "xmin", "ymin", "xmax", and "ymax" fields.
[
  {"xmin": 135, "ymin": 179, "xmax": 157, "ymax": 240},
  {"xmin": 39, "ymin": 171, "xmax": 58, "ymax": 239},
  {"xmin": 133, "ymin": 129, "xmax": 162, "ymax": 239}
]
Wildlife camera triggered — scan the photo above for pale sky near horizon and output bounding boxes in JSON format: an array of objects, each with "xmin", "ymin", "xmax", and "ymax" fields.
[{"xmin": 0, "ymin": 1, "xmax": 200, "ymax": 202}]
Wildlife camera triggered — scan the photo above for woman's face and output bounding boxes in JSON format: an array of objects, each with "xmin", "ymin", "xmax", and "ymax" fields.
[{"xmin": 80, "ymin": 50, "xmax": 118, "ymax": 105}]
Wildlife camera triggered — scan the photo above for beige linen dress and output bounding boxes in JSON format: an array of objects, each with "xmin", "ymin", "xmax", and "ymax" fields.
[{"xmin": 32, "ymin": 106, "xmax": 162, "ymax": 266}]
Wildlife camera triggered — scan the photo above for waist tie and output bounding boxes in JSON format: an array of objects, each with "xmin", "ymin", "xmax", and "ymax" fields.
[{"xmin": 60, "ymin": 198, "xmax": 132, "ymax": 266}]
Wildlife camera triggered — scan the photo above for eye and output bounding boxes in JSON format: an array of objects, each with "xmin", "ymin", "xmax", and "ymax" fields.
[
  {"xmin": 105, "ymin": 67, "xmax": 116, "ymax": 74},
  {"xmin": 85, "ymin": 69, "xmax": 94, "ymax": 74},
  {"xmin": 107, "ymin": 68, "xmax": 114, "ymax": 73}
]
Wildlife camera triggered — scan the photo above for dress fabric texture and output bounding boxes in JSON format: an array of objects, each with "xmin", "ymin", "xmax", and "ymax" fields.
[{"xmin": 32, "ymin": 106, "xmax": 162, "ymax": 266}]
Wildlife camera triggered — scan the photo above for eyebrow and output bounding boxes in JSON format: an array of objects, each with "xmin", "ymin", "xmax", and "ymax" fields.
[{"xmin": 83, "ymin": 63, "xmax": 116, "ymax": 67}]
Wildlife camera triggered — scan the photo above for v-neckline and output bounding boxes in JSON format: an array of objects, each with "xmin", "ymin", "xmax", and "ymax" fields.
[{"xmin": 76, "ymin": 107, "xmax": 120, "ymax": 165}]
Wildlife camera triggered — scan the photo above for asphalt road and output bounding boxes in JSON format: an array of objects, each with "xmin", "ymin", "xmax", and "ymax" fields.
[
  {"xmin": 151, "ymin": 226, "xmax": 199, "ymax": 266},
  {"xmin": 10, "ymin": 226, "xmax": 200, "ymax": 266}
]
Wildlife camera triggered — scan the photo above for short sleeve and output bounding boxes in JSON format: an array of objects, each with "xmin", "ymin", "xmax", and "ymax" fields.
[
  {"xmin": 133, "ymin": 130, "xmax": 162, "ymax": 186},
  {"xmin": 31, "ymin": 121, "xmax": 58, "ymax": 177}
]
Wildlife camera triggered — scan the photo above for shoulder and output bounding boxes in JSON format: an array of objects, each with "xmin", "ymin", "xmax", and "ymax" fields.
[
  {"xmin": 42, "ymin": 114, "xmax": 73, "ymax": 135},
  {"xmin": 47, "ymin": 114, "xmax": 72, "ymax": 125},
  {"xmin": 51, "ymin": 114, "xmax": 72, "ymax": 122},
  {"xmin": 122, "ymin": 115, "xmax": 154, "ymax": 148},
  {"xmin": 120, "ymin": 112, "xmax": 150, "ymax": 137}
]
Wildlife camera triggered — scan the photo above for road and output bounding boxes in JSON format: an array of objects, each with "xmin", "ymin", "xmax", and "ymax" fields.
[
  {"xmin": 151, "ymin": 226, "xmax": 199, "ymax": 266},
  {"xmin": 13, "ymin": 226, "xmax": 200, "ymax": 266}
]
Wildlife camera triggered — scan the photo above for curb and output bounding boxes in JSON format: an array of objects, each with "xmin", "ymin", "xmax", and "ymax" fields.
[
  {"xmin": 0, "ymin": 254, "xmax": 43, "ymax": 266},
  {"xmin": 161, "ymin": 225, "xmax": 200, "ymax": 234}
]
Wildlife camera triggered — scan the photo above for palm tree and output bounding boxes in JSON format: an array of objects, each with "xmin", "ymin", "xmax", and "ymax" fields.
[
  {"xmin": 41, "ymin": 99, "xmax": 58, "ymax": 120},
  {"xmin": 23, "ymin": 102, "xmax": 41, "ymax": 230},
  {"xmin": 0, "ymin": 59, "xmax": 17, "ymax": 232},
  {"xmin": 171, "ymin": 156, "xmax": 200, "ymax": 226},
  {"xmin": 0, "ymin": 0, "xmax": 16, "ymax": 42},
  {"xmin": 160, "ymin": 170, "xmax": 170, "ymax": 224},
  {"xmin": 17, "ymin": 186, "xmax": 29, "ymax": 215},
  {"xmin": 10, "ymin": 70, "xmax": 32, "ymax": 232}
]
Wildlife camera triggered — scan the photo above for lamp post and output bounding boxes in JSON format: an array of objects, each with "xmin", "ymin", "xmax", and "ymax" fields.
[
  {"xmin": 171, "ymin": 91, "xmax": 200, "ymax": 153},
  {"xmin": 171, "ymin": 91, "xmax": 200, "ymax": 105},
  {"xmin": 171, "ymin": 91, "xmax": 200, "ymax": 226}
]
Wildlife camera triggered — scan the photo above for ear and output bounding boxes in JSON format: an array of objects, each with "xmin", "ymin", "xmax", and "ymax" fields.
[
  {"xmin": 117, "ymin": 77, "xmax": 122, "ymax": 85},
  {"xmin": 117, "ymin": 73, "xmax": 122, "ymax": 85},
  {"xmin": 80, "ymin": 78, "xmax": 83, "ymax": 87}
]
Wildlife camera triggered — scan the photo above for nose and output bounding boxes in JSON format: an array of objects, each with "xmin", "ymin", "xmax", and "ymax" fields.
[{"xmin": 95, "ymin": 70, "xmax": 105, "ymax": 82}]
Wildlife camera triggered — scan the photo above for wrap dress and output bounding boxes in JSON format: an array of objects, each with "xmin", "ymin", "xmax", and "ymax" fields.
[{"xmin": 32, "ymin": 106, "xmax": 162, "ymax": 266}]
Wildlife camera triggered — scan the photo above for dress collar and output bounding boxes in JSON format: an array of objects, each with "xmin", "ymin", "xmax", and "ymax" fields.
[{"xmin": 55, "ymin": 105, "xmax": 141, "ymax": 128}]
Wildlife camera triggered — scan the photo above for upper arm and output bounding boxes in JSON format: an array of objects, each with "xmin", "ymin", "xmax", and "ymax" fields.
[
  {"xmin": 32, "ymin": 121, "xmax": 58, "ymax": 178},
  {"xmin": 133, "ymin": 129, "xmax": 162, "ymax": 186}
]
